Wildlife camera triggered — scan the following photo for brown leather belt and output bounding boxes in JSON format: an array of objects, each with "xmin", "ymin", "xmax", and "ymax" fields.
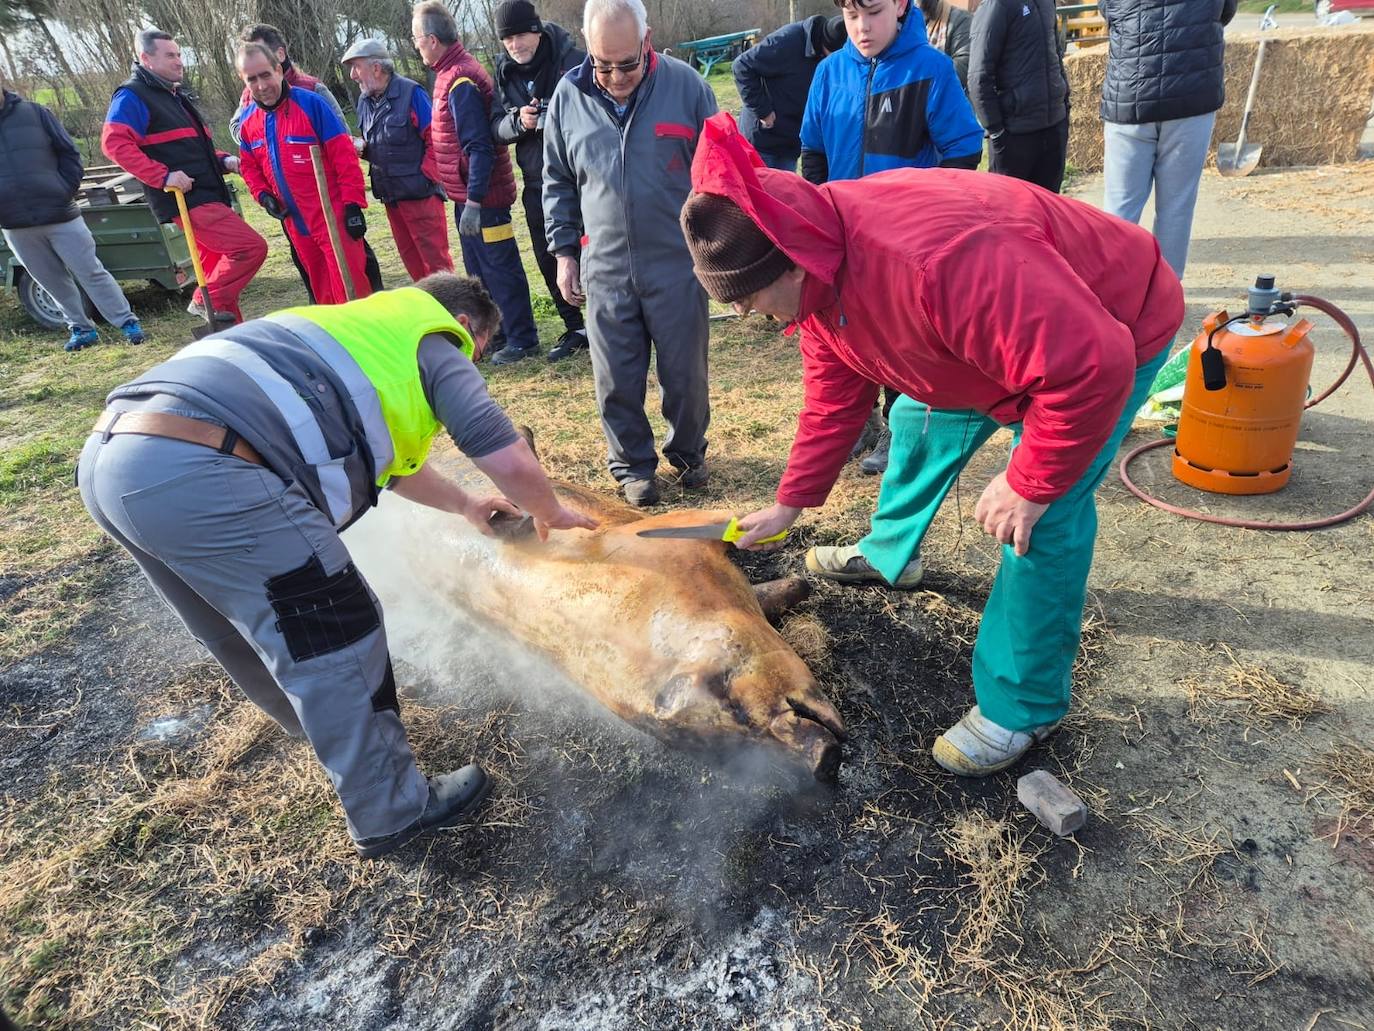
[{"xmin": 93, "ymin": 410, "xmax": 264, "ymax": 466}]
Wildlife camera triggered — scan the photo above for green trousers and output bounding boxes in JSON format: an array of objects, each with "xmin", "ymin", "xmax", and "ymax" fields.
[{"xmin": 857, "ymin": 349, "xmax": 1169, "ymax": 732}]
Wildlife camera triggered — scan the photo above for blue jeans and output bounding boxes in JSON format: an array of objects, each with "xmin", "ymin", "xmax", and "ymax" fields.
[
  {"xmin": 757, "ymin": 148, "xmax": 800, "ymax": 172},
  {"xmin": 1102, "ymin": 113, "xmax": 1216, "ymax": 279}
]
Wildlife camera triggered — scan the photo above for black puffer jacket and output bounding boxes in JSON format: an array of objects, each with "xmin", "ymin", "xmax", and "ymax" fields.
[
  {"xmin": 1100, "ymin": 0, "xmax": 1238, "ymax": 125},
  {"xmin": 492, "ymin": 21, "xmax": 584, "ymax": 183},
  {"xmin": 968, "ymin": 0, "xmax": 1068, "ymax": 136},
  {"xmin": 0, "ymin": 91, "xmax": 83, "ymax": 229}
]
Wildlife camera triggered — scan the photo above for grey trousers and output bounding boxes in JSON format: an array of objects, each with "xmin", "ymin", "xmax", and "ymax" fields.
[
  {"xmin": 2, "ymin": 217, "xmax": 134, "ymax": 331},
  {"xmin": 585, "ymin": 273, "xmax": 710, "ymax": 483},
  {"xmin": 77, "ymin": 429, "xmax": 429, "ymax": 843},
  {"xmin": 1102, "ymin": 112, "xmax": 1216, "ymax": 280}
]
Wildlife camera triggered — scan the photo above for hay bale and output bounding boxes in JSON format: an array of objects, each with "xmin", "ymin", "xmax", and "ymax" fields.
[{"xmin": 1065, "ymin": 24, "xmax": 1374, "ymax": 174}]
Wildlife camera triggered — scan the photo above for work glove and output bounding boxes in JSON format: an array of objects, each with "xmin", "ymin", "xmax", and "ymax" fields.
[
  {"xmin": 459, "ymin": 200, "xmax": 483, "ymax": 238},
  {"xmin": 258, "ymin": 192, "xmax": 288, "ymax": 221},
  {"xmin": 343, "ymin": 203, "xmax": 366, "ymax": 240}
]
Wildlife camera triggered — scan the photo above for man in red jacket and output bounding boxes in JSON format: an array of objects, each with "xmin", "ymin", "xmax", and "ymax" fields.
[
  {"xmin": 680, "ymin": 112, "xmax": 1183, "ymax": 776},
  {"xmin": 236, "ymin": 43, "xmax": 371, "ymax": 304}
]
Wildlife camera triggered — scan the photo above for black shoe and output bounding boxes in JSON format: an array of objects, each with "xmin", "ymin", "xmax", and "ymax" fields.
[
  {"xmin": 546, "ymin": 328, "xmax": 588, "ymax": 362},
  {"xmin": 491, "ymin": 345, "xmax": 536, "ymax": 366},
  {"xmin": 860, "ymin": 428, "xmax": 891, "ymax": 475},
  {"xmin": 668, "ymin": 463, "xmax": 709, "ymax": 489},
  {"xmin": 622, "ymin": 477, "xmax": 661, "ymax": 508},
  {"xmin": 354, "ymin": 763, "xmax": 491, "ymax": 859}
]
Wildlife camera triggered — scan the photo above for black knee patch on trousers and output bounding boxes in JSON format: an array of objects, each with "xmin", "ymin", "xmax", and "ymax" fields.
[
  {"xmin": 266, "ymin": 556, "xmax": 380, "ymax": 662},
  {"xmin": 372, "ymin": 658, "xmax": 399, "ymax": 715}
]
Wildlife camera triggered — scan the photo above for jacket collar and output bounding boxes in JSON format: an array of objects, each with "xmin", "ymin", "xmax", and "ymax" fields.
[
  {"xmin": 132, "ymin": 62, "xmax": 181, "ymax": 94},
  {"xmin": 432, "ymin": 40, "xmax": 471, "ymax": 75}
]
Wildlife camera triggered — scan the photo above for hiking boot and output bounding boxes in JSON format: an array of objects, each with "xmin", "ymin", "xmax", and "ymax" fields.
[
  {"xmin": 805, "ymin": 544, "xmax": 923, "ymax": 589},
  {"xmin": 546, "ymin": 327, "xmax": 587, "ymax": 362},
  {"xmin": 64, "ymin": 327, "xmax": 99, "ymax": 352},
  {"xmin": 491, "ymin": 344, "xmax": 536, "ymax": 366},
  {"xmin": 354, "ymin": 763, "xmax": 491, "ymax": 860},
  {"xmin": 667, "ymin": 462, "xmax": 709, "ymax": 490},
  {"xmin": 860, "ymin": 427, "xmax": 891, "ymax": 475},
  {"xmin": 121, "ymin": 318, "xmax": 146, "ymax": 345},
  {"xmin": 622, "ymin": 477, "xmax": 661, "ymax": 508},
  {"xmin": 932, "ymin": 706, "xmax": 1060, "ymax": 777}
]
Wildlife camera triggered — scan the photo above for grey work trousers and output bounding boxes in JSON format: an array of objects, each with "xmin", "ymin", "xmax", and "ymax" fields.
[
  {"xmin": 2, "ymin": 217, "xmax": 134, "ymax": 332},
  {"xmin": 77, "ymin": 428, "xmax": 428, "ymax": 843},
  {"xmin": 585, "ymin": 273, "xmax": 710, "ymax": 483}
]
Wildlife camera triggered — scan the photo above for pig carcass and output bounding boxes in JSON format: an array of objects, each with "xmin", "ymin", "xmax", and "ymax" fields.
[{"xmin": 403, "ymin": 445, "xmax": 847, "ymax": 781}]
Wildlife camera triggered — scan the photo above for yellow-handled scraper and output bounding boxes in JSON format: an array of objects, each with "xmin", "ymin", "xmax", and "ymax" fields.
[{"xmin": 636, "ymin": 517, "xmax": 788, "ymax": 545}]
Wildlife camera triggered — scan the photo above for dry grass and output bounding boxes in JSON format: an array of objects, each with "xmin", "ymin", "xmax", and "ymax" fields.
[
  {"xmin": 1309, "ymin": 745, "xmax": 1374, "ymax": 843},
  {"xmin": 1184, "ymin": 645, "xmax": 1331, "ymax": 730},
  {"xmin": 940, "ymin": 811, "xmax": 1046, "ymax": 968},
  {"xmin": 780, "ymin": 613, "xmax": 832, "ymax": 669}
]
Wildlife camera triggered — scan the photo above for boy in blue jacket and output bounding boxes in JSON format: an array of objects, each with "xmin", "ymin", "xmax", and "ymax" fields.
[{"xmin": 800, "ymin": 0, "xmax": 983, "ymax": 184}]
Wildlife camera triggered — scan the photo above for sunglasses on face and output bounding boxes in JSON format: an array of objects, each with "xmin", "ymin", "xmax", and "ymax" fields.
[{"xmin": 590, "ymin": 46, "xmax": 646, "ymax": 77}]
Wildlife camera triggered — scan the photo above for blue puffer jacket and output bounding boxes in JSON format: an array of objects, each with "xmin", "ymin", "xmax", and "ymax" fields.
[{"xmin": 799, "ymin": 11, "xmax": 983, "ymax": 182}]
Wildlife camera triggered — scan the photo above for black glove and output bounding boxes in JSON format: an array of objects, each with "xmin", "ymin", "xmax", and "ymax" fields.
[
  {"xmin": 343, "ymin": 203, "xmax": 366, "ymax": 240},
  {"xmin": 258, "ymin": 192, "xmax": 287, "ymax": 221}
]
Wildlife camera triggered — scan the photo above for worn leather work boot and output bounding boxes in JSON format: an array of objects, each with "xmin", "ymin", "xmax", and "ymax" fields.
[
  {"xmin": 932, "ymin": 706, "xmax": 1061, "ymax": 777},
  {"xmin": 860, "ymin": 427, "xmax": 891, "ymax": 475},
  {"xmin": 805, "ymin": 544, "xmax": 923, "ymax": 589},
  {"xmin": 666, "ymin": 462, "xmax": 709, "ymax": 490},
  {"xmin": 546, "ymin": 328, "xmax": 588, "ymax": 362},
  {"xmin": 622, "ymin": 477, "xmax": 661, "ymax": 508},
  {"xmin": 354, "ymin": 763, "xmax": 491, "ymax": 860}
]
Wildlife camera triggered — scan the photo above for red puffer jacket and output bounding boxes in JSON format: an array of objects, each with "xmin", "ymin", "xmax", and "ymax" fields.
[
  {"xmin": 689, "ymin": 112, "xmax": 1183, "ymax": 508},
  {"xmin": 237, "ymin": 86, "xmax": 367, "ymax": 240},
  {"xmin": 429, "ymin": 41, "xmax": 517, "ymax": 208}
]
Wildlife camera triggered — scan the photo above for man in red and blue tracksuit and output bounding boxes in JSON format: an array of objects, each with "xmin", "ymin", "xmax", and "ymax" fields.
[
  {"xmin": 235, "ymin": 43, "xmax": 371, "ymax": 305},
  {"xmin": 102, "ymin": 30, "xmax": 268, "ymax": 325}
]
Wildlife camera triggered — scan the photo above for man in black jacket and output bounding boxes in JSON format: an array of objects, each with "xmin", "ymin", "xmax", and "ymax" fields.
[
  {"xmin": 1100, "ymin": 0, "xmax": 1237, "ymax": 278},
  {"xmin": 0, "ymin": 77, "xmax": 145, "ymax": 351},
  {"xmin": 491, "ymin": 0, "xmax": 587, "ymax": 361},
  {"xmin": 968, "ymin": 0, "xmax": 1069, "ymax": 192},
  {"xmin": 732, "ymin": 14, "xmax": 846, "ymax": 171}
]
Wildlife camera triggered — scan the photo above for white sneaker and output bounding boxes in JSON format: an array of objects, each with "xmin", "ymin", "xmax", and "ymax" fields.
[
  {"xmin": 932, "ymin": 705, "xmax": 1059, "ymax": 777},
  {"xmin": 805, "ymin": 544, "xmax": 923, "ymax": 589}
]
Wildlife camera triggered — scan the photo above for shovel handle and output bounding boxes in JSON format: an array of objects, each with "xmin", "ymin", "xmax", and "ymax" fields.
[
  {"xmin": 164, "ymin": 186, "xmax": 209, "ymax": 295},
  {"xmin": 309, "ymin": 145, "xmax": 358, "ymax": 301},
  {"xmin": 1234, "ymin": 38, "xmax": 1268, "ymax": 151}
]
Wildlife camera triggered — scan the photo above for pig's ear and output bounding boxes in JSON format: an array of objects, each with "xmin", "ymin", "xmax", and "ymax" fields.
[
  {"xmin": 516, "ymin": 425, "xmax": 540, "ymax": 462},
  {"xmin": 751, "ymin": 577, "xmax": 812, "ymax": 622}
]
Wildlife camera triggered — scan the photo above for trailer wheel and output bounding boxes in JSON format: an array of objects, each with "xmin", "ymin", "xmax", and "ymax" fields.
[{"xmin": 16, "ymin": 270, "xmax": 96, "ymax": 331}]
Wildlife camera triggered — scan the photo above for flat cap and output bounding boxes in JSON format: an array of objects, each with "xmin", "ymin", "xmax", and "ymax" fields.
[{"xmin": 341, "ymin": 38, "xmax": 390, "ymax": 64}]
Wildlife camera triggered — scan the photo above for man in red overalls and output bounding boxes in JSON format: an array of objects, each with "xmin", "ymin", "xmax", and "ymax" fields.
[{"xmin": 235, "ymin": 42, "xmax": 371, "ymax": 304}]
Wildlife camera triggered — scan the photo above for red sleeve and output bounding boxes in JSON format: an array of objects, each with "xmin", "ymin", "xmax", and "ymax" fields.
[
  {"xmin": 325, "ymin": 131, "xmax": 368, "ymax": 208},
  {"xmin": 921, "ymin": 225, "xmax": 1137, "ymax": 504},
  {"xmin": 100, "ymin": 122, "xmax": 168, "ymax": 189},
  {"xmin": 236, "ymin": 134, "xmax": 271, "ymax": 201},
  {"xmin": 775, "ymin": 327, "xmax": 881, "ymax": 508}
]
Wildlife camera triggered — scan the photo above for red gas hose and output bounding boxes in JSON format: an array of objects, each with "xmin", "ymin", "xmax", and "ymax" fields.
[{"xmin": 1117, "ymin": 294, "xmax": 1374, "ymax": 530}]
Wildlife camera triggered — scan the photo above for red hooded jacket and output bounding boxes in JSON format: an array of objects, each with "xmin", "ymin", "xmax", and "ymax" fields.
[{"xmin": 689, "ymin": 113, "xmax": 1183, "ymax": 508}]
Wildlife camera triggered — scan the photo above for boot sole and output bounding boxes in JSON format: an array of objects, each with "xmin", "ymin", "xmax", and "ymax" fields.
[
  {"xmin": 355, "ymin": 770, "xmax": 492, "ymax": 860},
  {"xmin": 804, "ymin": 551, "xmax": 922, "ymax": 589},
  {"xmin": 931, "ymin": 735, "xmax": 1027, "ymax": 777}
]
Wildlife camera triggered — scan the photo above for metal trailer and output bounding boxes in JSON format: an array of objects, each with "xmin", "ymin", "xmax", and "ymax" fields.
[{"xmin": 0, "ymin": 164, "xmax": 229, "ymax": 330}]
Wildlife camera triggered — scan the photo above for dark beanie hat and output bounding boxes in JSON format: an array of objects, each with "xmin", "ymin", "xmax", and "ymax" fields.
[
  {"xmin": 820, "ymin": 15, "xmax": 847, "ymax": 52},
  {"xmin": 680, "ymin": 192, "xmax": 794, "ymax": 303},
  {"xmin": 495, "ymin": 0, "xmax": 542, "ymax": 38}
]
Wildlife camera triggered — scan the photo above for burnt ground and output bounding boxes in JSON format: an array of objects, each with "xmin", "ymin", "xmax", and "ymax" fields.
[{"xmin": 3, "ymin": 165, "xmax": 1374, "ymax": 1030}]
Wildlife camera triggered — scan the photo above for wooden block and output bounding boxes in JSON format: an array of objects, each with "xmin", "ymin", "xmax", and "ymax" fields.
[{"xmin": 1017, "ymin": 769, "xmax": 1088, "ymax": 837}]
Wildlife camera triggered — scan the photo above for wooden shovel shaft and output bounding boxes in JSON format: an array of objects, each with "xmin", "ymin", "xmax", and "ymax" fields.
[
  {"xmin": 165, "ymin": 185, "xmax": 222, "ymax": 331},
  {"xmin": 1233, "ymin": 38, "xmax": 1268, "ymax": 153},
  {"xmin": 308, "ymin": 145, "xmax": 357, "ymax": 301}
]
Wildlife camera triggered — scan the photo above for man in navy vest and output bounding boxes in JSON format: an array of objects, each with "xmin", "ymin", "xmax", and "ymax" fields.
[
  {"xmin": 342, "ymin": 39, "xmax": 453, "ymax": 282},
  {"xmin": 102, "ymin": 29, "xmax": 267, "ymax": 327}
]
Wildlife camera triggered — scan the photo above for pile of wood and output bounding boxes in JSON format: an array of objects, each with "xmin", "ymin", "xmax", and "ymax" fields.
[{"xmin": 1065, "ymin": 24, "xmax": 1374, "ymax": 173}]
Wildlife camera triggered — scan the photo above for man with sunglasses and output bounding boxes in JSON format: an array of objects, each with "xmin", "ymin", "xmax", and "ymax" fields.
[{"xmin": 542, "ymin": 0, "xmax": 717, "ymax": 508}]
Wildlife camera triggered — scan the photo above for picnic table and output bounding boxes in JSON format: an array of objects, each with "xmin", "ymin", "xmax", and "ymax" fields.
[{"xmin": 672, "ymin": 28, "xmax": 760, "ymax": 77}]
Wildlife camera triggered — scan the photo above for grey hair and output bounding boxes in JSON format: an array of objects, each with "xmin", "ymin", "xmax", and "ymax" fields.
[
  {"xmin": 137, "ymin": 28, "xmax": 174, "ymax": 56},
  {"xmin": 412, "ymin": 1, "xmax": 459, "ymax": 45},
  {"xmin": 371, "ymin": 57, "xmax": 396, "ymax": 74},
  {"xmin": 583, "ymin": 0, "xmax": 648, "ymax": 42}
]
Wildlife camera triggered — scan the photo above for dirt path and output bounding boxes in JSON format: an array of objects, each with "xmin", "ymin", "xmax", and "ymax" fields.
[{"xmin": 2, "ymin": 165, "xmax": 1372, "ymax": 1031}]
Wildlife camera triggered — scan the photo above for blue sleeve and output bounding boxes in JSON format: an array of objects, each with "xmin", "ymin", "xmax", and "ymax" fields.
[
  {"xmin": 799, "ymin": 65, "xmax": 826, "ymax": 154},
  {"xmin": 410, "ymin": 85, "xmax": 433, "ymax": 130},
  {"xmin": 450, "ymin": 80, "xmax": 493, "ymax": 204},
  {"xmin": 104, "ymin": 88, "xmax": 149, "ymax": 133},
  {"xmin": 299, "ymin": 88, "xmax": 348, "ymax": 142},
  {"xmin": 925, "ymin": 57, "xmax": 984, "ymax": 160},
  {"xmin": 734, "ymin": 29, "xmax": 796, "ymax": 117}
]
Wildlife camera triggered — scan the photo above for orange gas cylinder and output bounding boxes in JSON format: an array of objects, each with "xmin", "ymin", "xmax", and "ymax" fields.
[{"xmin": 1173, "ymin": 308, "xmax": 1314, "ymax": 495}]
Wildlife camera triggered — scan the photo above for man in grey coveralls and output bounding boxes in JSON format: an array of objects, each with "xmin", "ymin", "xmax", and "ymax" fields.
[
  {"xmin": 542, "ymin": 0, "xmax": 717, "ymax": 508},
  {"xmin": 78, "ymin": 274, "xmax": 596, "ymax": 858}
]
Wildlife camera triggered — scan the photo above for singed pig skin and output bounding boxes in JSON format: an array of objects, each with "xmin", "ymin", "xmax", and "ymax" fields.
[{"xmin": 421, "ymin": 450, "xmax": 847, "ymax": 780}]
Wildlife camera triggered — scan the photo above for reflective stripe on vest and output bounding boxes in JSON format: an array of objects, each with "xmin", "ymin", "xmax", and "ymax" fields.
[
  {"xmin": 278, "ymin": 288, "xmax": 475, "ymax": 485},
  {"xmin": 177, "ymin": 338, "xmax": 356, "ymax": 525}
]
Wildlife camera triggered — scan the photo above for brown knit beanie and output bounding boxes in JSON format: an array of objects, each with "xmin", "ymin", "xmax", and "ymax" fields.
[{"xmin": 680, "ymin": 192, "xmax": 794, "ymax": 303}]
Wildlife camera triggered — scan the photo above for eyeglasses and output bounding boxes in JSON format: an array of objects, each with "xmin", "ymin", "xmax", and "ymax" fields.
[
  {"xmin": 590, "ymin": 47, "xmax": 645, "ymax": 77},
  {"xmin": 411, "ymin": 33, "xmax": 432, "ymax": 45}
]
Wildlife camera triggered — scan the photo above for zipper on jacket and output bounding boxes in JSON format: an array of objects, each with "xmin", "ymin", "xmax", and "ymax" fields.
[
  {"xmin": 859, "ymin": 58, "xmax": 877, "ymax": 177},
  {"xmin": 264, "ymin": 108, "xmax": 309, "ymax": 237}
]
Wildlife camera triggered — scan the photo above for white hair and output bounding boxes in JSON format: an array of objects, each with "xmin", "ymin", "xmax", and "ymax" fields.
[{"xmin": 583, "ymin": 0, "xmax": 648, "ymax": 43}]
